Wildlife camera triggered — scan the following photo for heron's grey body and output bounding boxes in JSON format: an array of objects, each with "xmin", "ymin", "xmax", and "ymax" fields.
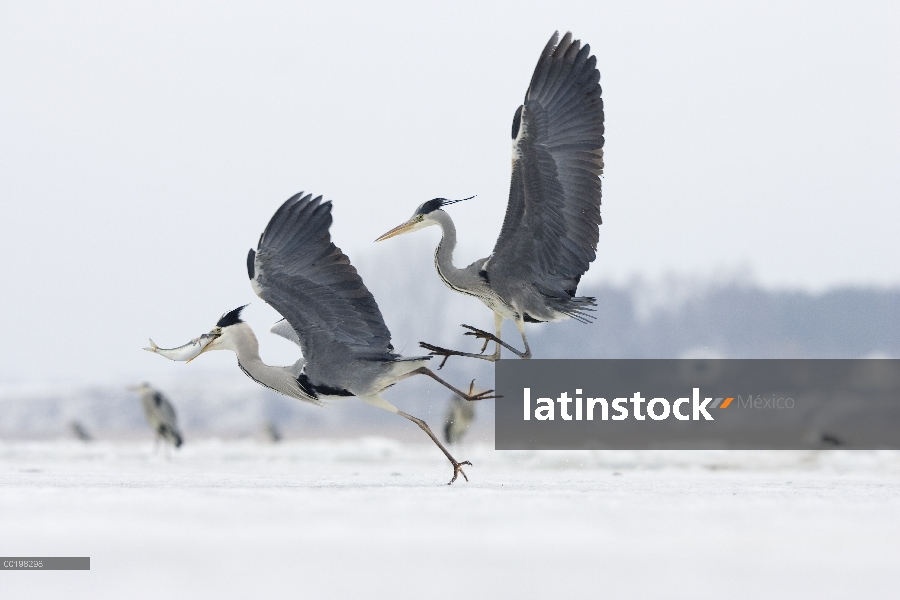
[
  {"xmin": 133, "ymin": 383, "xmax": 183, "ymax": 449},
  {"xmin": 214, "ymin": 320, "xmax": 429, "ymax": 402},
  {"xmin": 263, "ymin": 421, "xmax": 282, "ymax": 443},
  {"xmin": 146, "ymin": 193, "xmax": 494, "ymax": 483},
  {"xmin": 444, "ymin": 396, "xmax": 476, "ymax": 445},
  {"xmin": 68, "ymin": 420, "xmax": 92, "ymax": 442},
  {"xmin": 245, "ymin": 196, "xmax": 435, "ymax": 400},
  {"xmin": 377, "ymin": 31, "xmax": 604, "ymax": 362}
]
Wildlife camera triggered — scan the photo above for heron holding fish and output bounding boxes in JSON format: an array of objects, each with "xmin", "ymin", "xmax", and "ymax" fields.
[{"xmin": 145, "ymin": 192, "xmax": 495, "ymax": 484}]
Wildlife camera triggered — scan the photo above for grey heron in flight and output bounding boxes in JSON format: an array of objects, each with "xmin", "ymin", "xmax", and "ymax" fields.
[
  {"xmin": 376, "ymin": 32, "xmax": 604, "ymax": 366},
  {"xmin": 145, "ymin": 193, "xmax": 495, "ymax": 484},
  {"xmin": 130, "ymin": 383, "xmax": 183, "ymax": 449}
]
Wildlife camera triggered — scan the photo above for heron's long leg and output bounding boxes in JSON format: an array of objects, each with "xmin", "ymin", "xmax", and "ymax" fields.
[
  {"xmin": 514, "ymin": 319, "xmax": 532, "ymax": 359},
  {"xmin": 398, "ymin": 411, "xmax": 470, "ymax": 484},
  {"xmin": 361, "ymin": 395, "xmax": 471, "ymax": 485},
  {"xmin": 392, "ymin": 367, "xmax": 500, "ymax": 401},
  {"xmin": 419, "ymin": 342, "xmax": 498, "ymax": 368},
  {"xmin": 418, "ymin": 313, "xmax": 504, "ymax": 368},
  {"xmin": 486, "ymin": 312, "xmax": 503, "ymax": 360}
]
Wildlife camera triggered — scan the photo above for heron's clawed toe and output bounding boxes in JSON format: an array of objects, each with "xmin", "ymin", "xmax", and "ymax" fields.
[
  {"xmin": 461, "ymin": 325, "xmax": 500, "ymax": 353},
  {"xmin": 448, "ymin": 460, "xmax": 472, "ymax": 485},
  {"xmin": 462, "ymin": 381, "xmax": 501, "ymax": 401},
  {"xmin": 419, "ymin": 342, "xmax": 467, "ymax": 369}
]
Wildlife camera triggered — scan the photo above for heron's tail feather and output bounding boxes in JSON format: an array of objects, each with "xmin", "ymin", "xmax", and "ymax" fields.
[
  {"xmin": 158, "ymin": 424, "xmax": 183, "ymax": 448},
  {"xmin": 556, "ymin": 295, "xmax": 597, "ymax": 324},
  {"xmin": 394, "ymin": 355, "xmax": 433, "ymax": 362}
]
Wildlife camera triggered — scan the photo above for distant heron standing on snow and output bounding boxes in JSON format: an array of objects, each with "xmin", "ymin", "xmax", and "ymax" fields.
[
  {"xmin": 68, "ymin": 420, "xmax": 93, "ymax": 442},
  {"xmin": 130, "ymin": 383, "xmax": 183, "ymax": 449},
  {"xmin": 263, "ymin": 420, "xmax": 282, "ymax": 443},
  {"xmin": 444, "ymin": 396, "xmax": 476, "ymax": 445},
  {"xmin": 145, "ymin": 193, "xmax": 495, "ymax": 484},
  {"xmin": 376, "ymin": 32, "xmax": 604, "ymax": 366}
]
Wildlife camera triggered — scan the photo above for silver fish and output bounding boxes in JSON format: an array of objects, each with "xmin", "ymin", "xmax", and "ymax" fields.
[{"xmin": 143, "ymin": 333, "xmax": 217, "ymax": 362}]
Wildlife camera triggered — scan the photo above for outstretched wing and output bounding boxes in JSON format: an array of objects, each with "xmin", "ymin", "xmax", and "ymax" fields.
[
  {"xmin": 249, "ymin": 193, "xmax": 395, "ymax": 364},
  {"xmin": 486, "ymin": 31, "xmax": 604, "ymax": 297}
]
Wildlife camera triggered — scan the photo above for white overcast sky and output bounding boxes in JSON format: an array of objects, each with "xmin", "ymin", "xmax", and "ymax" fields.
[{"xmin": 1, "ymin": 1, "xmax": 898, "ymax": 384}]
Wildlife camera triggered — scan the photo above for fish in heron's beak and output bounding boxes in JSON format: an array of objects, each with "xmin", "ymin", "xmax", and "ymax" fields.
[
  {"xmin": 143, "ymin": 332, "xmax": 219, "ymax": 363},
  {"xmin": 375, "ymin": 217, "xmax": 424, "ymax": 242}
]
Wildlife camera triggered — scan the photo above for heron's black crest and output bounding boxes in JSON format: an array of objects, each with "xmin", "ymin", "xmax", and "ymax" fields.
[
  {"xmin": 417, "ymin": 196, "xmax": 476, "ymax": 215},
  {"xmin": 217, "ymin": 305, "xmax": 248, "ymax": 328},
  {"xmin": 417, "ymin": 198, "xmax": 446, "ymax": 215}
]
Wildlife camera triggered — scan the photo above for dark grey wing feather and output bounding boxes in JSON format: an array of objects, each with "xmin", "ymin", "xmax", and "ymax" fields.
[
  {"xmin": 251, "ymin": 193, "xmax": 395, "ymax": 363},
  {"xmin": 487, "ymin": 31, "xmax": 604, "ymax": 296}
]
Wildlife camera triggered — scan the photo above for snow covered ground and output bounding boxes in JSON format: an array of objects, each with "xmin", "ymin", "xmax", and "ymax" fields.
[{"xmin": 2, "ymin": 439, "xmax": 899, "ymax": 599}]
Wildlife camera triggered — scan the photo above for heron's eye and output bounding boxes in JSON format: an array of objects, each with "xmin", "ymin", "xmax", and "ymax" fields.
[{"xmin": 213, "ymin": 327, "xmax": 222, "ymax": 334}]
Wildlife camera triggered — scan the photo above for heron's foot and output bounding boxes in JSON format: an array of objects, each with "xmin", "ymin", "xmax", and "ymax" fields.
[
  {"xmin": 461, "ymin": 324, "xmax": 502, "ymax": 352},
  {"xmin": 461, "ymin": 324, "xmax": 531, "ymax": 360},
  {"xmin": 448, "ymin": 460, "xmax": 472, "ymax": 485},
  {"xmin": 419, "ymin": 342, "xmax": 470, "ymax": 369},
  {"xmin": 464, "ymin": 379, "xmax": 501, "ymax": 401}
]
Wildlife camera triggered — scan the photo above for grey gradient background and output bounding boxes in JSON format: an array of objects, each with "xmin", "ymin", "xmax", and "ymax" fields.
[{"xmin": 1, "ymin": 1, "xmax": 898, "ymax": 385}]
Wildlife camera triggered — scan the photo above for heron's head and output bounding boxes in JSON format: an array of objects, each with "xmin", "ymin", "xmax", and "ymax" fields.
[
  {"xmin": 189, "ymin": 305, "xmax": 252, "ymax": 360},
  {"xmin": 375, "ymin": 196, "xmax": 474, "ymax": 241}
]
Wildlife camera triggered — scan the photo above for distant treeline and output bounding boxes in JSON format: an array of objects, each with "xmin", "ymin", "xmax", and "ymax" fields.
[
  {"xmin": 531, "ymin": 284, "xmax": 900, "ymax": 359},
  {"xmin": 361, "ymin": 239, "xmax": 899, "ymax": 361},
  {"xmin": 2, "ymin": 277, "xmax": 896, "ymax": 438}
]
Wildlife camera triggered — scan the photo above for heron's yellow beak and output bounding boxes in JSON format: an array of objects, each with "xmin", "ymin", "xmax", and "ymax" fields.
[{"xmin": 375, "ymin": 220, "xmax": 417, "ymax": 242}]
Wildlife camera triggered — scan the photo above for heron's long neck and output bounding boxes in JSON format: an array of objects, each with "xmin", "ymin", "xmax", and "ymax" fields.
[
  {"xmin": 432, "ymin": 210, "xmax": 470, "ymax": 291},
  {"xmin": 227, "ymin": 325, "xmax": 308, "ymax": 400},
  {"xmin": 228, "ymin": 326, "xmax": 265, "ymax": 371}
]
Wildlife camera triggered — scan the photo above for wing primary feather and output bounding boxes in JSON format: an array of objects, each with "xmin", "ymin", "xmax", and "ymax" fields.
[
  {"xmin": 246, "ymin": 248, "xmax": 256, "ymax": 280},
  {"xmin": 487, "ymin": 31, "xmax": 605, "ymax": 315},
  {"xmin": 526, "ymin": 31, "xmax": 559, "ymax": 102},
  {"xmin": 253, "ymin": 192, "xmax": 396, "ymax": 366}
]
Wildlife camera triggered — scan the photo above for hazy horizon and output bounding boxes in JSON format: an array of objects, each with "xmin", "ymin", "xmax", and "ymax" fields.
[{"xmin": 2, "ymin": 1, "xmax": 898, "ymax": 384}]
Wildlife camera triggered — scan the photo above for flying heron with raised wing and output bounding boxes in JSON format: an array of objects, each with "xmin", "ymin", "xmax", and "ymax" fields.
[
  {"xmin": 145, "ymin": 192, "xmax": 495, "ymax": 484},
  {"xmin": 376, "ymin": 32, "xmax": 604, "ymax": 366},
  {"xmin": 130, "ymin": 383, "xmax": 184, "ymax": 449}
]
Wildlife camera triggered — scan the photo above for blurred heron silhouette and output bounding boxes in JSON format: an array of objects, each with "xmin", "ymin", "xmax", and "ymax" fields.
[
  {"xmin": 129, "ymin": 383, "xmax": 183, "ymax": 451},
  {"xmin": 444, "ymin": 395, "xmax": 476, "ymax": 445},
  {"xmin": 68, "ymin": 420, "xmax": 93, "ymax": 442}
]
